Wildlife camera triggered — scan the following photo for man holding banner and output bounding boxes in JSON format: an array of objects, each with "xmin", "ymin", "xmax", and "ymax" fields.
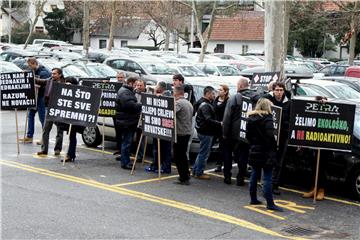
[
  {"xmin": 22, "ymin": 58, "xmax": 51, "ymax": 144},
  {"xmin": 264, "ymin": 82, "xmax": 292, "ymax": 195},
  {"xmin": 115, "ymin": 77, "xmax": 142, "ymax": 170},
  {"xmin": 37, "ymin": 68, "xmax": 65, "ymax": 156}
]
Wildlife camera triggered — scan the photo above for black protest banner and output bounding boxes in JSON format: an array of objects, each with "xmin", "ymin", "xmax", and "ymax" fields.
[
  {"xmin": 239, "ymin": 96, "xmax": 253, "ymax": 142},
  {"xmin": 288, "ymin": 99, "xmax": 355, "ymax": 152},
  {"xmin": 141, "ymin": 93, "xmax": 176, "ymax": 142},
  {"xmin": 1, "ymin": 71, "xmax": 36, "ymax": 110},
  {"xmin": 271, "ymin": 105, "xmax": 282, "ymax": 146},
  {"xmin": 82, "ymin": 81, "xmax": 122, "ymax": 117},
  {"xmin": 46, "ymin": 82, "xmax": 102, "ymax": 127},
  {"xmin": 251, "ymin": 72, "xmax": 280, "ymax": 88}
]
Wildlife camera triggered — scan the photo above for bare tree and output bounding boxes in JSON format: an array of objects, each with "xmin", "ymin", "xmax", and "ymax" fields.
[
  {"xmin": 83, "ymin": 0, "xmax": 90, "ymax": 58},
  {"xmin": 144, "ymin": 23, "xmax": 165, "ymax": 48},
  {"xmin": 23, "ymin": 0, "xmax": 47, "ymax": 49},
  {"xmin": 107, "ymin": 1, "xmax": 116, "ymax": 51}
]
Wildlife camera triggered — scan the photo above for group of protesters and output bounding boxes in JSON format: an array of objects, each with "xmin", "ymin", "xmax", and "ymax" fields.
[{"xmin": 23, "ymin": 57, "xmax": 328, "ymax": 213}]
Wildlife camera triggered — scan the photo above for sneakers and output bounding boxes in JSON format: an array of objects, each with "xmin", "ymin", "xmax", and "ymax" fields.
[
  {"xmin": 194, "ymin": 174, "xmax": 211, "ymax": 180},
  {"xmin": 54, "ymin": 150, "xmax": 61, "ymax": 156},
  {"xmin": 37, "ymin": 151, "xmax": 48, "ymax": 156},
  {"xmin": 21, "ymin": 137, "xmax": 33, "ymax": 143}
]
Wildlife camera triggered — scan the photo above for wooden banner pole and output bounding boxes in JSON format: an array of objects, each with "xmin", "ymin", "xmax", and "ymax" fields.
[
  {"xmin": 157, "ymin": 138, "xmax": 161, "ymax": 179},
  {"xmin": 63, "ymin": 124, "xmax": 72, "ymax": 166},
  {"xmin": 142, "ymin": 136, "xmax": 147, "ymax": 165},
  {"xmin": 131, "ymin": 133, "xmax": 143, "ymax": 175},
  {"xmin": 15, "ymin": 109, "xmax": 20, "ymax": 155},
  {"xmin": 23, "ymin": 109, "xmax": 29, "ymax": 144},
  {"xmin": 313, "ymin": 149, "xmax": 321, "ymax": 204},
  {"xmin": 102, "ymin": 117, "xmax": 105, "ymax": 154}
]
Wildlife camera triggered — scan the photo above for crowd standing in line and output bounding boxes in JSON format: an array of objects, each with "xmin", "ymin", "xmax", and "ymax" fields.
[{"xmin": 26, "ymin": 62, "xmax": 333, "ymax": 208}]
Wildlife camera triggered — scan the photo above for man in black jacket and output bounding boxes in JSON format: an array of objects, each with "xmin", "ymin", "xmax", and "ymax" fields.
[
  {"xmin": 192, "ymin": 86, "xmax": 222, "ymax": 179},
  {"xmin": 222, "ymin": 77, "xmax": 260, "ymax": 185},
  {"xmin": 115, "ymin": 77, "xmax": 142, "ymax": 169},
  {"xmin": 263, "ymin": 81, "xmax": 292, "ymax": 194}
]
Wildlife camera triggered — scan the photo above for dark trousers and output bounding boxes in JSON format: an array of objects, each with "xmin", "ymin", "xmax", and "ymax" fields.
[
  {"xmin": 174, "ymin": 135, "xmax": 191, "ymax": 182},
  {"xmin": 152, "ymin": 138, "xmax": 172, "ymax": 172},
  {"xmin": 213, "ymin": 135, "xmax": 225, "ymax": 167},
  {"xmin": 113, "ymin": 118, "xmax": 122, "ymax": 152},
  {"xmin": 67, "ymin": 129, "xmax": 77, "ymax": 159},
  {"xmin": 272, "ymin": 135, "xmax": 288, "ymax": 187},
  {"xmin": 223, "ymin": 139, "xmax": 249, "ymax": 181}
]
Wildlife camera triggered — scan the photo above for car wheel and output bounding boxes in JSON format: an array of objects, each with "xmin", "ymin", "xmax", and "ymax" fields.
[
  {"xmin": 349, "ymin": 168, "xmax": 360, "ymax": 200},
  {"xmin": 82, "ymin": 126, "xmax": 102, "ymax": 147}
]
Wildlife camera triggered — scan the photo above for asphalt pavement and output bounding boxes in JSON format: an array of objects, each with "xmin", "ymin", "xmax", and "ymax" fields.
[{"xmin": 1, "ymin": 110, "xmax": 360, "ymax": 239}]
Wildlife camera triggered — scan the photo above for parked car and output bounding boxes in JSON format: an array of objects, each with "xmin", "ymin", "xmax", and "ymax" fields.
[
  {"xmin": 345, "ymin": 66, "xmax": 360, "ymax": 78},
  {"xmin": 240, "ymin": 64, "xmax": 314, "ymax": 80},
  {"xmin": 194, "ymin": 62, "xmax": 242, "ymax": 83},
  {"xmin": 320, "ymin": 76, "xmax": 360, "ymax": 93},
  {"xmin": 0, "ymin": 61, "xmax": 22, "ymax": 73},
  {"xmin": 313, "ymin": 64, "xmax": 349, "ymax": 78},
  {"xmin": 104, "ymin": 57, "xmax": 173, "ymax": 85}
]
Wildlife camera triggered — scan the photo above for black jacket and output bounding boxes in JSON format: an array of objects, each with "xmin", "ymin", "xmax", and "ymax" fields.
[
  {"xmin": 263, "ymin": 92, "xmax": 292, "ymax": 137},
  {"xmin": 246, "ymin": 113, "xmax": 277, "ymax": 168},
  {"xmin": 213, "ymin": 96, "xmax": 228, "ymax": 121},
  {"xmin": 222, "ymin": 88, "xmax": 260, "ymax": 141},
  {"xmin": 195, "ymin": 98, "xmax": 221, "ymax": 136},
  {"xmin": 115, "ymin": 85, "xmax": 142, "ymax": 128}
]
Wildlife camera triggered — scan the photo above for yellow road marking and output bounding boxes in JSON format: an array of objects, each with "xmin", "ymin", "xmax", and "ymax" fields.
[
  {"xmin": 275, "ymin": 200, "xmax": 314, "ymax": 213},
  {"xmin": 112, "ymin": 175, "xmax": 179, "ymax": 187},
  {"xmin": 244, "ymin": 205, "xmax": 285, "ymax": 220},
  {"xmin": 0, "ymin": 159, "xmax": 304, "ymax": 240}
]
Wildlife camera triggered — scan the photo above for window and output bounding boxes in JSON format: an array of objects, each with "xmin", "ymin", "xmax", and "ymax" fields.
[
  {"xmin": 109, "ymin": 59, "xmax": 126, "ymax": 70},
  {"xmin": 215, "ymin": 44, "xmax": 224, "ymax": 53},
  {"xmin": 242, "ymin": 45, "xmax": 248, "ymax": 55},
  {"xmin": 99, "ymin": 39, "xmax": 107, "ymax": 49},
  {"xmin": 126, "ymin": 61, "xmax": 145, "ymax": 74},
  {"xmin": 335, "ymin": 66, "xmax": 347, "ymax": 76},
  {"xmin": 121, "ymin": 40, "xmax": 128, "ymax": 47}
]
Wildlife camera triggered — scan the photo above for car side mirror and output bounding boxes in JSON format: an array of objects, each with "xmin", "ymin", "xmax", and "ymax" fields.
[{"xmin": 135, "ymin": 70, "xmax": 142, "ymax": 76}]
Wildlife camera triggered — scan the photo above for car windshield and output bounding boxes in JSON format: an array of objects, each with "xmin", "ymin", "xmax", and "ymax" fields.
[
  {"xmin": 62, "ymin": 65, "xmax": 89, "ymax": 78},
  {"xmin": 178, "ymin": 66, "xmax": 206, "ymax": 77},
  {"xmin": 326, "ymin": 84, "xmax": 360, "ymax": 100},
  {"xmin": 141, "ymin": 62, "xmax": 173, "ymax": 75},
  {"xmin": 87, "ymin": 64, "xmax": 117, "ymax": 77},
  {"xmin": 217, "ymin": 65, "xmax": 240, "ymax": 76}
]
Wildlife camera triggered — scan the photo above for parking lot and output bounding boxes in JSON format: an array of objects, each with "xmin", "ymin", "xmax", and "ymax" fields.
[{"xmin": 2, "ymin": 110, "xmax": 360, "ymax": 239}]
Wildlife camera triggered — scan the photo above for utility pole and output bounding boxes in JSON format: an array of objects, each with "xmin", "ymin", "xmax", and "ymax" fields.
[{"xmin": 264, "ymin": 1, "xmax": 286, "ymax": 80}]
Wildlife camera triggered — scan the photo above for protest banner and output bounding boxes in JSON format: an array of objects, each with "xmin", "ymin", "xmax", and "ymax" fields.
[
  {"xmin": 81, "ymin": 80, "xmax": 122, "ymax": 117},
  {"xmin": 46, "ymin": 82, "xmax": 102, "ymax": 127},
  {"xmin": 251, "ymin": 72, "xmax": 280, "ymax": 89},
  {"xmin": 238, "ymin": 96, "xmax": 281, "ymax": 144},
  {"xmin": 1, "ymin": 71, "xmax": 36, "ymax": 110},
  {"xmin": 141, "ymin": 93, "xmax": 176, "ymax": 142},
  {"xmin": 288, "ymin": 99, "xmax": 355, "ymax": 152},
  {"xmin": 288, "ymin": 99, "xmax": 355, "ymax": 203},
  {"xmin": 1, "ymin": 71, "xmax": 36, "ymax": 154},
  {"xmin": 272, "ymin": 105, "xmax": 282, "ymax": 146}
]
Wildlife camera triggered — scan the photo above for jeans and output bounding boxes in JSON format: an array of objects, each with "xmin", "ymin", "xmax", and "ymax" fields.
[
  {"xmin": 120, "ymin": 128, "xmax": 135, "ymax": 167},
  {"xmin": 41, "ymin": 119, "xmax": 63, "ymax": 153},
  {"xmin": 152, "ymin": 138, "xmax": 172, "ymax": 173},
  {"xmin": 27, "ymin": 97, "xmax": 45, "ymax": 138},
  {"xmin": 249, "ymin": 166, "xmax": 275, "ymax": 206},
  {"xmin": 174, "ymin": 135, "xmax": 191, "ymax": 182},
  {"xmin": 67, "ymin": 129, "xmax": 77, "ymax": 159},
  {"xmin": 192, "ymin": 133, "xmax": 213, "ymax": 176}
]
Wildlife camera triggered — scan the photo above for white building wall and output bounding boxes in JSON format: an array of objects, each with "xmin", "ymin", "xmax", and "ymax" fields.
[{"xmin": 207, "ymin": 40, "xmax": 264, "ymax": 54}]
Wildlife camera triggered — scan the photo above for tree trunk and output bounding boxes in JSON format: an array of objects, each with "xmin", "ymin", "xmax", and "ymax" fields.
[
  {"xmin": 164, "ymin": 30, "xmax": 170, "ymax": 50},
  {"xmin": 264, "ymin": 1, "xmax": 285, "ymax": 78},
  {"xmin": 107, "ymin": 1, "xmax": 116, "ymax": 51},
  {"xmin": 348, "ymin": 1, "xmax": 358, "ymax": 66},
  {"xmin": 280, "ymin": 1, "xmax": 290, "ymax": 81},
  {"xmin": 198, "ymin": 1, "xmax": 217, "ymax": 63},
  {"xmin": 24, "ymin": 0, "xmax": 47, "ymax": 49},
  {"xmin": 83, "ymin": 0, "xmax": 90, "ymax": 58}
]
